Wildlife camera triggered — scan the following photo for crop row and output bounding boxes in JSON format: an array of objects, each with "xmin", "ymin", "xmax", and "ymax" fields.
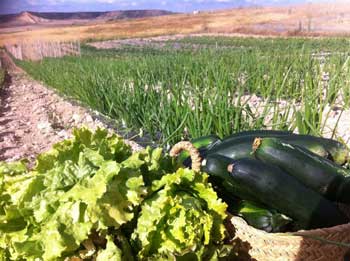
[{"xmin": 17, "ymin": 36, "xmax": 350, "ymax": 145}]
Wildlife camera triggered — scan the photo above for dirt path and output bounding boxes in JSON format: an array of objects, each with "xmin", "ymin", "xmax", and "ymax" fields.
[{"xmin": 0, "ymin": 51, "xmax": 143, "ymax": 163}]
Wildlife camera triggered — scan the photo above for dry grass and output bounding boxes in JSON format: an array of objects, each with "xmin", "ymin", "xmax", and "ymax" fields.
[
  {"xmin": 2, "ymin": 2, "xmax": 350, "ymax": 46},
  {"xmin": 0, "ymin": 13, "xmax": 207, "ymax": 45}
]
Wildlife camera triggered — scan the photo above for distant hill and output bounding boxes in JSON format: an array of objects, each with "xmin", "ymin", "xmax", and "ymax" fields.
[
  {"xmin": 29, "ymin": 12, "xmax": 105, "ymax": 20},
  {"xmin": 2, "ymin": 1, "xmax": 350, "ymax": 44},
  {"xmin": 96, "ymin": 10, "xmax": 174, "ymax": 20},
  {"xmin": 0, "ymin": 10, "xmax": 175, "ymax": 28},
  {"xmin": 0, "ymin": 11, "xmax": 49, "ymax": 26}
]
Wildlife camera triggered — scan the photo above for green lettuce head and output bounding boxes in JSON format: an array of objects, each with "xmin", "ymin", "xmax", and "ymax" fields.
[
  {"xmin": 0, "ymin": 128, "xmax": 232, "ymax": 260},
  {"xmin": 0, "ymin": 128, "xmax": 145, "ymax": 260},
  {"xmin": 131, "ymin": 168, "xmax": 228, "ymax": 260}
]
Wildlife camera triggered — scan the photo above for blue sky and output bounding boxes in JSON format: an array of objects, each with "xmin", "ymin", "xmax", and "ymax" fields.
[{"xmin": 0, "ymin": 0, "xmax": 326, "ymax": 15}]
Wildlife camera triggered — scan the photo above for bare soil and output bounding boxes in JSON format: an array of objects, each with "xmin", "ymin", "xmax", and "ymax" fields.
[{"xmin": 0, "ymin": 51, "xmax": 143, "ymax": 164}]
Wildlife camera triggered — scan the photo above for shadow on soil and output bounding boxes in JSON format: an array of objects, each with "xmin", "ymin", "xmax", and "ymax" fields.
[{"xmin": 0, "ymin": 71, "xmax": 16, "ymax": 160}]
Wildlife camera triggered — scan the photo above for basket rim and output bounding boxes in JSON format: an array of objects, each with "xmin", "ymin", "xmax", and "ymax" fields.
[
  {"xmin": 231, "ymin": 215, "xmax": 350, "ymax": 260},
  {"xmin": 169, "ymin": 141, "xmax": 202, "ymax": 172}
]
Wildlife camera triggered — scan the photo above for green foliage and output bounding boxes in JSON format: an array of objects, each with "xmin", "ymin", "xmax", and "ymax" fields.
[
  {"xmin": 0, "ymin": 128, "xmax": 140, "ymax": 260},
  {"xmin": 17, "ymin": 36, "xmax": 350, "ymax": 145},
  {"xmin": 131, "ymin": 168, "xmax": 228, "ymax": 260},
  {"xmin": 0, "ymin": 127, "xmax": 229, "ymax": 260}
]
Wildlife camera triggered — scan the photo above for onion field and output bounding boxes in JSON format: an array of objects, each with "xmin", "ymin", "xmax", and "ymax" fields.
[{"xmin": 17, "ymin": 36, "xmax": 350, "ymax": 145}]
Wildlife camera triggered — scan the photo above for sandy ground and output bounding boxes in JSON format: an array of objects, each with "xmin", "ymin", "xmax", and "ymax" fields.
[
  {"xmin": 86, "ymin": 33, "xmax": 306, "ymax": 50},
  {"xmin": 88, "ymin": 34, "xmax": 249, "ymax": 50},
  {"xmin": 0, "ymin": 50, "xmax": 144, "ymax": 164}
]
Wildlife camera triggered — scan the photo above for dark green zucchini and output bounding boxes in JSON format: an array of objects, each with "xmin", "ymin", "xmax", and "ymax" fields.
[
  {"xmin": 224, "ymin": 130, "xmax": 292, "ymax": 140},
  {"xmin": 202, "ymin": 154, "xmax": 233, "ymax": 181},
  {"xmin": 227, "ymin": 158, "xmax": 348, "ymax": 229},
  {"xmin": 207, "ymin": 136, "xmax": 257, "ymax": 160},
  {"xmin": 202, "ymin": 154, "xmax": 261, "ymax": 204},
  {"xmin": 253, "ymin": 137, "xmax": 350, "ymax": 203},
  {"xmin": 178, "ymin": 135, "xmax": 221, "ymax": 166},
  {"xmin": 189, "ymin": 134, "xmax": 221, "ymax": 149},
  {"xmin": 207, "ymin": 135, "xmax": 328, "ymax": 161},
  {"xmin": 315, "ymin": 138, "xmax": 349, "ymax": 166},
  {"xmin": 221, "ymin": 130, "xmax": 348, "ymax": 165},
  {"xmin": 277, "ymin": 135, "xmax": 348, "ymax": 165},
  {"xmin": 234, "ymin": 200, "xmax": 292, "ymax": 233}
]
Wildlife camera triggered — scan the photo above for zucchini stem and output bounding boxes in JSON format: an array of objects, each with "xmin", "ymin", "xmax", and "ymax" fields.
[
  {"xmin": 252, "ymin": 137, "xmax": 262, "ymax": 152},
  {"xmin": 227, "ymin": 164, "xmax": 234, "ymax": 173}
]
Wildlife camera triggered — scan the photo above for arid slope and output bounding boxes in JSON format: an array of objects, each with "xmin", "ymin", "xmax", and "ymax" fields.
[{"xmin": 1, "ymin": 2, "xmax": 350, "ymax": 45}]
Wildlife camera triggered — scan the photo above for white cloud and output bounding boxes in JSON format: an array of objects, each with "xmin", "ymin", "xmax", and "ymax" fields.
[
  {"xmin": 26, "ymin": 0, "xmax": 39, "ymax": 5},
  {"xmin": 95, "ymin": 0, "xmax": 120, "ymax": 3},
  {"xmin": 26, "ymin": 0, "xmax": 67, "ymax": 6}
]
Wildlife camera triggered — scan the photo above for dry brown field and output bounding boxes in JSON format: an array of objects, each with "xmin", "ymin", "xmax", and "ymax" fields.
[{"xmin": 1, "ymin": 2, "xmax": 350, "ymax": 46}]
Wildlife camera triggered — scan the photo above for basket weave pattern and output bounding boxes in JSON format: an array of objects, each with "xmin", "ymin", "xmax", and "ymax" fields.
[{"xmin": 232, "ymin": 212, "xmax": 350, "ymax": 261}]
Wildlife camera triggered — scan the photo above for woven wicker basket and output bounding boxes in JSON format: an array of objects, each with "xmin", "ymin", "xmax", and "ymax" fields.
[{"xmin": 170, "ymin": 141, "xmax": 350, "ymax": 261}]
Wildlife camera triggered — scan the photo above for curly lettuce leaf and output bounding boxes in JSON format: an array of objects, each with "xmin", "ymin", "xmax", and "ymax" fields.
[
  {"xmin": 96, "ymin": 235, "xmax": 123, "ymax": 261},
  {"xmin": 123, "ymin": 147, "xmax": 176, "ymax": 186},
  {"xmin": 95, "ymin": 230, "xmax": 135, "ymax": 261},
  {"xmin": 0, "ymin": 128, "xmax": 232, "ymax": 260},
  {"xmin": 0, "ymin": 160, "xmax": 28, "ymax": 176},
  {"xmin": 11, "ymin": 160, "xmax": 146, "ymax": 260},
  {"xmin": 35, "ymin": 127, "xmax": 132, "ymax": 173},
  {"xmin": 0, "ymin": 128, "xmax": 145, "ymax": 260},
  {"xmin": 131, "ymin": 168, "xmax": 228, "ymax": 260},
  {"xmin": 0, "ymin": 161, "xmax": 41, "ymax": 239}
]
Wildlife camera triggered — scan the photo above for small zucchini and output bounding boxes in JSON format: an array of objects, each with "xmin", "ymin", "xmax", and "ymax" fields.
[
  {"xmin": 223, "ymin": 130, "xmax": 292, "ymax": 141},
  {"xmin": 253, "ymin": 137, "xmax": 350, "ymax": 203},
  {"xmin": 202, "ymin": 154, "xmax": 261, "ymax": 204},
  {"xmin": 202, "ymin": 153, "xmax": 234, "ymax": 181},
  {"xmin": 222, "ymin": 130, "xmax": 348, "ymax": 165},
  {"xmin": 279, "ymin": 135, "xmax": 348, "ymax": 165},
  {"xmin": 227, "ymin": 158, "xmax": 348, "ymax": 229},
  {"xmin": 234, "ymin": 200, "xmax": 292, "ymax": 233},
  {"xmin": 207, "ymin": 135, "xmax": 328, "ymax": 161}
]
